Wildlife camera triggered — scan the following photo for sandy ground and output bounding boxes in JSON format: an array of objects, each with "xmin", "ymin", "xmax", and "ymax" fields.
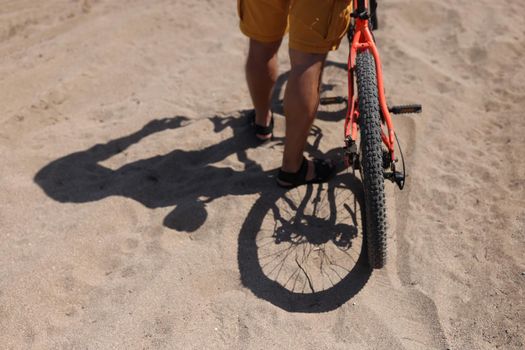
[{"xmin": 1, "ymin": 0, "xmax": 524, "ymax": 349}]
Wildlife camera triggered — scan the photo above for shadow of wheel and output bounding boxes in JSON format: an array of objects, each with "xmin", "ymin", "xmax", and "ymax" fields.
[{"xmin": 238, "ymin": 173, "xmax": 372, "ymax": 313}]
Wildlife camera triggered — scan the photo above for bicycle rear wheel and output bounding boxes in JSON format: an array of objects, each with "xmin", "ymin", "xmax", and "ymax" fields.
[{"xmin": 356, "ymin": 50, "xmax": 387, "ymax": 268}]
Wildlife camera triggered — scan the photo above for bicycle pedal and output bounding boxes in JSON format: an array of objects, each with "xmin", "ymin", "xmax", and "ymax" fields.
[
  {"xmin": 319, "ymin": 96, "xmax": 347, "ymax": 105},
  {"xmin": 388, "ymin": 104, "xmax": 422, "ymax": 115}
]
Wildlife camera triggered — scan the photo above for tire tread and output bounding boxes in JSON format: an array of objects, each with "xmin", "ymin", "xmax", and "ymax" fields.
[{"xmin": 356, "ymin": 51, "xmax": 387, "ymax": 269}]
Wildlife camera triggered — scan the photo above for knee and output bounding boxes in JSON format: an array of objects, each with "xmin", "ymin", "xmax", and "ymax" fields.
[
  {"xmin": 289, "ymin": 48, "xmax": 326, "ymax": 72},
  {"xmin": 247, "ymin": 39, "xmax": 281, "ymax": 64}
]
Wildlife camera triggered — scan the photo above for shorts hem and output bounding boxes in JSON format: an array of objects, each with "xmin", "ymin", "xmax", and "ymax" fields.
[
  {"xmin": 289, "ymin": 40, "xmax": 341, "ymax": 54},
  {"xmin": 240, "ymin": 23, "xmax": 285, "ymax": 43}
]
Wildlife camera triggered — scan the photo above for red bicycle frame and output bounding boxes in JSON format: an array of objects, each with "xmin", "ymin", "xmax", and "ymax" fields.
[{"xmin": 344, "ymin": 0, "xmax": 396, "ymax": 162}]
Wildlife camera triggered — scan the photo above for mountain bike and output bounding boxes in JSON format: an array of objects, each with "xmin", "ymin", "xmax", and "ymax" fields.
[
  {"xmin": 321, "ymin": 0, "xmax": 421, "ymax": 268},
  {"xmin": 238, "ymin": 2, "xmax": 421, "ymax": 308}
]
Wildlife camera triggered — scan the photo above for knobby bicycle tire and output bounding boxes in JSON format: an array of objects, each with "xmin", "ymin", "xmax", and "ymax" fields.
[{"xmin": 356, "ymin": 50, "xmax": 387, "ymax": 268}]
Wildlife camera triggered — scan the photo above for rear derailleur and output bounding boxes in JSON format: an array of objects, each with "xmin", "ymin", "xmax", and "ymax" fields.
[
  {"xmin": 382, "ymin": 150, "xmax": 405, "ymax": 190},
  {"xmin": 344, "ymin": 137, "xmax": 405, "ymax": 190}
]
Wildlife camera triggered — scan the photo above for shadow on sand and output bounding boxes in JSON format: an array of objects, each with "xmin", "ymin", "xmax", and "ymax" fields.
[
  {"xmin": 34, "ymin": 111, "xmax": 279, "ymax": 232},
  {"xmin": 34, "ymin": 61, "xmax": 370, "ymax": 312},
  {"xmin": 238, "ymin": 172, "xmax": 371, "ymax": 313}
]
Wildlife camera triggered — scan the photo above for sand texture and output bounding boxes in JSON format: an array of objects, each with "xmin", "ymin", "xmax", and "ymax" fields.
[{"xmin": 1, "ymin": 0, "xmax": 524, "ymax": 349}]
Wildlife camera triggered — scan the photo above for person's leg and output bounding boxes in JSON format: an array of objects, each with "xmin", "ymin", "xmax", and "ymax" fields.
[
  {"xmin": 274, "ymin": 0, "xmax": 351, "ymax": 186},
  {"xmin": 245, "ymin": 39, "xmax": 281, "ymax": 140},
  {"xmin": 280, "ymin": 48, "xmax": 327, "ymax": 180}
]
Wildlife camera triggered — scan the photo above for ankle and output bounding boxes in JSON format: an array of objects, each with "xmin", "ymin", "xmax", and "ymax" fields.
[
  {"xmin": 255, "ymin": 110, "xmax": 272, "ymax": 126},
  {"xmin": 281, "ymin": 156, "xmax": 306, "ymax": 173}
]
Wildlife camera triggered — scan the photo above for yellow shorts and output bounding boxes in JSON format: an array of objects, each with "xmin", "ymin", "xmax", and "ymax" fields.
[{"xmin": 237, "ymin": 0, "xmax": 352, "ymax": 54}]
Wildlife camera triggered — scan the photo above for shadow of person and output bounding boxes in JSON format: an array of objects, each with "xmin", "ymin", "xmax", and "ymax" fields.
[
  {"xmin": 35, "ymin": 57, "xmax": 350, "ymax": 232},
  {"xmin": 237, "ymin": 172, "xmax": 372, "ymax": 313},
  {"xmin": 34, "ymin": 111, "xmax": 282, "ymax": 232}
]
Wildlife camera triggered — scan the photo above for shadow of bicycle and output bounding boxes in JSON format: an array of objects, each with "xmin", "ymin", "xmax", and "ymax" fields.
[{"xmin": 238, "ymin": 172, "xmax": 371, "ymax": 313}]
